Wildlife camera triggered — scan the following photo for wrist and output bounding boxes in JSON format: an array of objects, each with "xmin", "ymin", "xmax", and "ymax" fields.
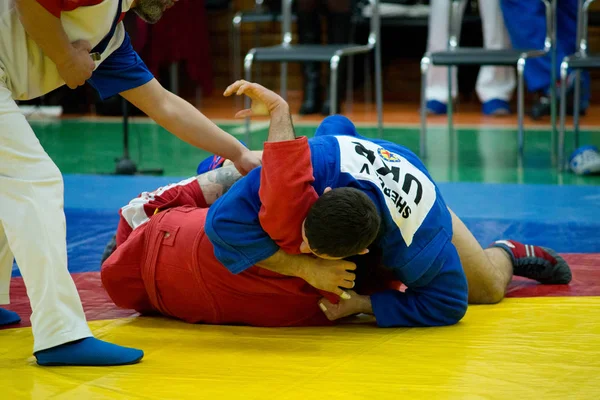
[
  {"xmin": 270, "ymin": 103, "xmax": 290, "ymax": 119},
  {"xmin": 360, "ymin": 296, "xmax": 373, "ymax": 314},
  {"xmin": 228, "ymin": 141, "xmax": 249, "ymax": 162},
  {"xmin": 258, "ymin": 250, "xmax": 307, "ymax": 279},
  {"xmin": 288, "ymin": 254, "xmax": 309, "ymax": 280},
  {"xmin": 52, "ymin": 44, "xmax": 75, "ymax": 68}
]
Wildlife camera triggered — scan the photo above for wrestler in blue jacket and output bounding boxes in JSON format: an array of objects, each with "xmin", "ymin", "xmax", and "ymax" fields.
[{"xmin": 205, "ymin": 115, "xmax": 468, "ymax": 328}]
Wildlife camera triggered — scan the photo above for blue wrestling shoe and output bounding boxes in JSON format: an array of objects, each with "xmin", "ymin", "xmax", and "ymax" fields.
[
  {"xmin": 196, "ymin": 140, "xmax": 248, "ymax": 174},
  {"xmin": 569, "ymin": 146, "xmax": 600, "ymax": 175},
  {"xmin": 197, "ymin": 155, "xmax": 226, "ymax": 174},
  {"xmin": 482, "ymin": 99, "xmax": 511, "ymax": 116},
  {"xmin": 35, "ymin": 337, "xmax": 144, "ymax": 366},
  {"xmin": 0, "ymin": 308, "xmax": 21, "ymax": 325}
]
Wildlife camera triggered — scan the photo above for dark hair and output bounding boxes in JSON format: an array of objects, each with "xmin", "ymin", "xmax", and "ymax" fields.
[{"xmin": 304, "ymin": 187, "xmax": 381, "ymax": 258}]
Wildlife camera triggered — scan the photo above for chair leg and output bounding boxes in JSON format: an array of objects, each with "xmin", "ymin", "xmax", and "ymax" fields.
[
  {"xmin": 517, "ymin": 58, "xmax": 525, "ymax": 162},
  {"xmin": 281, "ymin": 62, "xmax": 288, "ymax": 101},
  {"xmin": 364, "ymin": 52, "xmax": 373, "ymax": 112},
  {"xmin": 559, "ymin": 61, "xmax": 568, "ymax": 172},
  {"xmin": 375, "ymin": 35, "xmax": 384, "ymax": 138},
  {"xmin": 254, "ymin": 22, "xmax": 262, "ymax": 83},
  {"xmin": 329, "ymin": 56, "xmax": 340, "ymax": 115},
  {"xmin": 346, "ymin": 19, "xmax": 357, "ymax": 114},
  {"xmin": 244, "ymin": 54, "xmax": 254, "ymax": 144},
  {"xmin": 420, "ymin": 57, "xmax": 430, "ymax": 160},
  {"xmin": 346, "ymin": 55, "xmax": 354, "ymax": 114},
  {"xmin": 573, "ymin": 69, "xmax": 581, "ymax": 149},
  {"xmin": 447, "ymin": 65, "xmax": 453, "ymax": 136},
  {"xmin": 550, "ymin": 0, "xmax": 558, "ymax": 165},
  {"xmin": 550, "ymin": 70, "xmax": 558, "ymax": 163},
  {"xmin": 232, "ymin": 14, "xmax": 242, "ymax": 110}
]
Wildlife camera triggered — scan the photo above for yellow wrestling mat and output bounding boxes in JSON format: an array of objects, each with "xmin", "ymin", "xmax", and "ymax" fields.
[{"xmin": 2, "ymin": 297, "xmax": 600, "ymax": 399}]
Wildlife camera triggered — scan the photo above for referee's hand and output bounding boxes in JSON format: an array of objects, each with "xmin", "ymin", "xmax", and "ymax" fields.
[{"xmin": 56, "ymin": 40, "xmax": 95, "ymax": 89}]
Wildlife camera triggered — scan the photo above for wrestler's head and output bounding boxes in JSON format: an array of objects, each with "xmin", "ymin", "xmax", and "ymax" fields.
[
  {"xmin": 300, "ymin": 187, "xmax": 381, "ymax": 259},
  {"xmin": 132, "ymin": 0, "xmax": 178, "ymax": 24}
]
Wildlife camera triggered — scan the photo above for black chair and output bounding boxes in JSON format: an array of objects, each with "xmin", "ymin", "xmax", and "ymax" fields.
[
  {"xmin": 230, "ymin": 1, "xmax": 297, "ymax": 108},
  {"xmin": 242, "ymin": 0, "xmax": 383, "ymax": 140},
  {"xmin": 558, "ymin": 0, "xmax": 599, "ymax": 170},
  {"xmin": 419, "ymin": 0, "xmax": 557, "ymax": 161}
]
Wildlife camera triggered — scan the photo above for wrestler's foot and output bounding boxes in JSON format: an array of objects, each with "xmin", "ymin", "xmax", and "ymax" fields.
[
  {"xmin": 196, "ymin": 154, "xmax": 226, "ymax": 175},
  {"xmin": 197, "ymin": 141, "xmax": 248, "ymax": 175},
  {"xmin": 0, "ymin": 308, "xmax": 21, "ymax": 325},
  {"xmin": 35, "ymin": 337, "xmax": 144, "ymax": 366},
  {"xmin": 490, "ymin": 240, "xmax": 572, "ymax": 284}
]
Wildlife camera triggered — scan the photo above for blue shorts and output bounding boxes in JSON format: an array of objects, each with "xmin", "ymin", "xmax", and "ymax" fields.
[{"xmin": 88, "ymin": 33, "xmax": 154, "ymax": 101}]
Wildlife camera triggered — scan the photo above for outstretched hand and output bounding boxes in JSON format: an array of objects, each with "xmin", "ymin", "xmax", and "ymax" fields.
[
  {"xmin": 224, "ymin": 80, "xmax": 289, "ymax": 118},
  {"xmin": 231, "ymin": 150, "xmax": 262, "ymax": 176}
]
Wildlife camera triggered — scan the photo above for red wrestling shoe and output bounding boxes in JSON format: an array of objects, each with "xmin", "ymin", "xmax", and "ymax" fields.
[{"xmin": 489, "ymin": 240, "xmax": 572, "ymax": 284}]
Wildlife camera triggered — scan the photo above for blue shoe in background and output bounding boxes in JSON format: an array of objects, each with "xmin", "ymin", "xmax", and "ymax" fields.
[
  {"xmin": 425, "ymin": 100, "xmax": 447, "ymax": 115},
  {"xmin": 482, "ymin": 99, "xmax": 511, "ymax": 116}
]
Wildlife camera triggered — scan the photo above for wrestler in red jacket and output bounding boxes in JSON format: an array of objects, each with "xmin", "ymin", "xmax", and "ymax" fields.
[{"xmin": 101, "ymin": 162, "xmax": 354, "ymax": 327}]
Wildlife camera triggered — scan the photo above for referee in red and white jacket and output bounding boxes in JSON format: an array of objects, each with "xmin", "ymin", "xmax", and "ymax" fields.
[{"xmin": 0, "ymin": 0, "xmax": 260, "ymax": 366}]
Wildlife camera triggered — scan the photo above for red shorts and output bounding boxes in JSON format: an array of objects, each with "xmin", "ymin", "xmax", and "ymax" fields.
[{"xmin": 101, "ymin": 206, "xmax": 333, "ymax": 327}]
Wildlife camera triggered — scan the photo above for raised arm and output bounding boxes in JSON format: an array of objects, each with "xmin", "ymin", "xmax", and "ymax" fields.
[
  {"xmin": 205, "ymin": 81, "xmax": 356, "ymax": 296},
  {"xmin": 223, "ymin": 80, "xmax": 319, "ymax": 252}
]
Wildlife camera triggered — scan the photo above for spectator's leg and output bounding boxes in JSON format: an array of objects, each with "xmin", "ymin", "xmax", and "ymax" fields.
[
  {"xmin": 424, "ymin": 0, "xmax": 467, "ymax": 115},
  {"xmin": 477, "ymin": 0, "xmax": 516, "ymax": 115}
]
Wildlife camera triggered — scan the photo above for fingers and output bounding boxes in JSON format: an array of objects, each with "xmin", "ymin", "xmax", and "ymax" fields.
[
  {"xmin": 343, "ymin": 262, "xmax": 357, "ymax": 271},
  {"xmin": 340, "ymin": 291, "xmax": 351, "ymax": 300},
  {"xmin": 338, "ymin": 280, "xmax": 354, "ymax": 290},
  {"xmin": 318, "ymin": 302, "xmax": 333, "ymax": 320},
  {"xmin": 343, "ymin": 271, "xmax": 356, "ymax": 282},
  {"xmin": 332, "ymin": 287, "xmax": 351, "ymax": 299},
  {"xmin": 224, "ymin": 80, "xmax": 270, "ymax": 97},
  {"xmin": 73, "ymin": 39, "xmax": 92, "ymax": 53},
  {"xmin": 224, "ymin": 80, "xmax": 253, "ymax": 97},
  {"xmin": 319, "ymin": 300, "xmax": 336, "ymax": 320},
  {"xmin": 236, "ymin": 82, "xmax": 253, "ymax": 96},
  {"xmin": 223, "ymin": 80, "xmax": 243, "ymax": 97},
  {"xmin": 234, "ymin": 109, "xmax": 253, "ymax": 119}
]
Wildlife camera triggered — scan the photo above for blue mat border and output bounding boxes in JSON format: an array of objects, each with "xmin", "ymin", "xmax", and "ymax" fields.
[{"xmin": 11, "ymin": 175, "xmax": 600, "ymax": 277}]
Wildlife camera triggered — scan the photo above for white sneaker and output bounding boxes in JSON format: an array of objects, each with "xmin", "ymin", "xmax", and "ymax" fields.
[{"xmin": 569, "ymin": 145, "xmax": 600, "ymax": 175}]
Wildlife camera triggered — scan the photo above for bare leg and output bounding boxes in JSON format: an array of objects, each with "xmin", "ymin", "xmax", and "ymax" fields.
[{"xmin": 449, "ymin": 208, "xmax": 512, "ymax": 304}]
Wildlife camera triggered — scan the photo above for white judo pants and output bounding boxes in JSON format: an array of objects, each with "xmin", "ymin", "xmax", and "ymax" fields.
[
  {"xmin": 0, "ymin": 66, "xmax": 92, "ymax": 353},
  {"xmin": 426, "ymin": 0, "xmax": 516, "ymax": 103}
]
